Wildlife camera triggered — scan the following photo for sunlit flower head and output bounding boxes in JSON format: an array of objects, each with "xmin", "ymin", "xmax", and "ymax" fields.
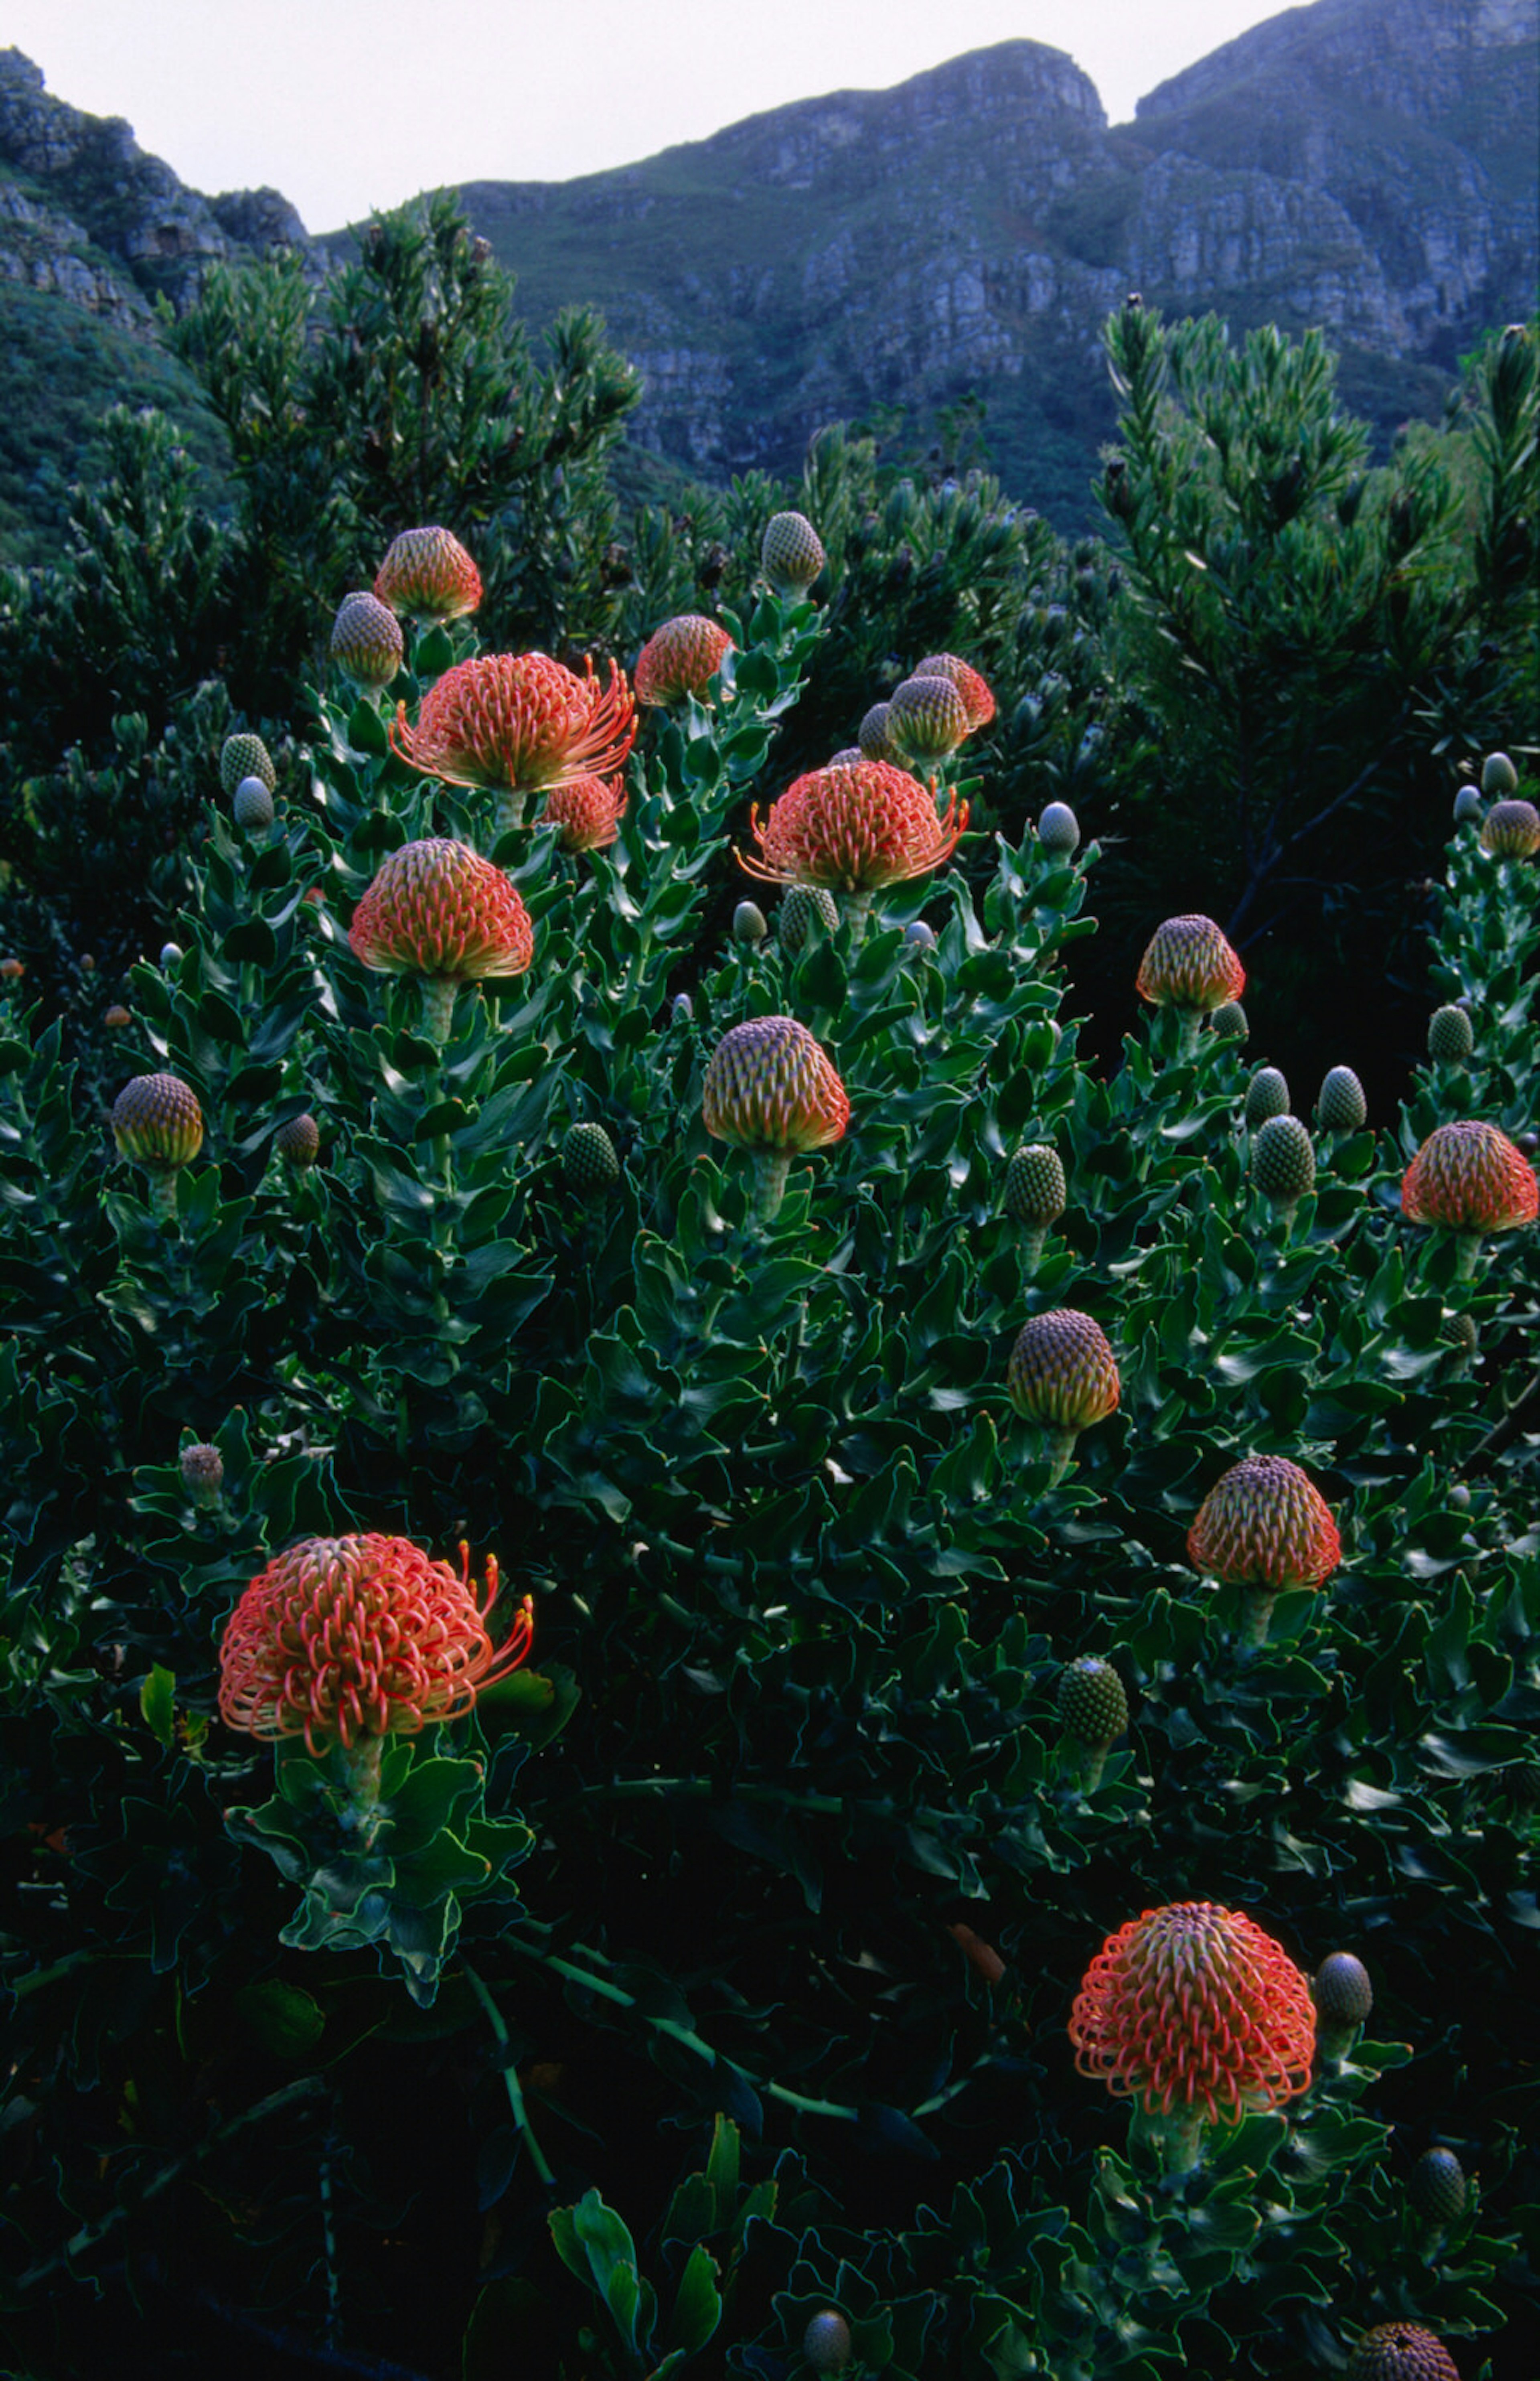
[{"xmin": 738, "ymin": 761, "xmax": 967, "ymax": 896}]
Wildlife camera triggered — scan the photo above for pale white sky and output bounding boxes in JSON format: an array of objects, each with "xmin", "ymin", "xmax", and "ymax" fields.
[{"xmin": 4, "ymin": 0, "xmax": 1294, "ymax": 233}]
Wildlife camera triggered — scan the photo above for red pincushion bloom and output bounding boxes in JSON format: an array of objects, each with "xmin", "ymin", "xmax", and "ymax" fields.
[
  {"xmin": 914, "ymin": 651, "xmax": 997, "ymax": 731},
  {"xmin": 373, "ymin": 526, "xmax": 482, "ymax": 623},
  {"xmin": 1187, "ymin": 1454, "xmax": 1341, "ymax": 1588},
  {"xmin": 702, "ymin": 1016, "xmax": 849, "ymax": 1154},
  {"xmin": 348, "ymin": 839, "xmax": 534, "ymax": 982},
  {"xmin": 1069, "ymin": 1901, "xmax": 1316, "ymax": 2123},
  {"xmin": 390, "ymin": 651, "xmax": 636, "ymax": 796},
  {"xmin": 218, "ymin": 1533, "xmax": 534, "ymax": 1754},
  {"xmin": 1400, "ymin": 1120, "xmax": 1538, "ymax": 1233},
  {"xmin": 1136, "ymin": 915, "xmax": 1246, "ymax": 1012},
  {"xmin": 633, "ymin": 615, "xmax": 733, "ymax": 706},
  {"xmin": 1346, "ymin": 2323, "xmax": 1461, "ymax": 2381},
  {"xmin": 739, "ymin": 761, "xmax": 968, "ymax": 894},
  {"xmin": 1007, "ymin": 1310, "xmax": 1120, "ymax": 1432},
  {"xmin": 541, "ymin": 774, "xmax": 626, "ymax": 852}
]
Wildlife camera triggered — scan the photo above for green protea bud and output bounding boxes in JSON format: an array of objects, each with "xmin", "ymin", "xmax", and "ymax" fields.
[
  {"xmin": 561, "ymin": 1121, "xmax": 620, "ymax": 1197},
  {"xmin": 1452, "ymin": 781, "xmax": 1484, "ymax": 825},
  {"xmin": 1313, "ymin": 1950, "xmax": 1372, "ymax": 2028},
  {"xmin": 233, "ymin": 776, "xmax": 276, "ymax": 830},
  {"xmin": 179, "ymin": 1442, "xmax": 224, "ymax": 1510},
  {"xmin": 1345, "ymin": 2321, "xmax": 1461, "ymax": 2381},
  {"xmin": 158, "ymin": 942, "xmax": 182, "ymax": 970},
  {"xmin": 1480, "ymin": 797, "xmax": 1540, "ymax": 858},
  {"xmin": 858, "ymin": 701, "xmax": 898, "ymax": 761},
  {"xmin": 779, "ymin": 885, "xmax": 840, "ymax": 953},
  {"xmin": 220, "ymin": 733, "xmax": 276, "ymax": 797},
  {"xmin": 912, "ymin": 652, "xmax": 996, "ymax": 730},
  {"xmin": 330, "ymin": 591, "xmax": 405, "ymax": 688},
  {"xmin": 1210, "ymin": 1000, "xmax": 1248, "ymax": 1040},
  {"xmin": 1480, "ymin": 750, "xmax": 1519, "ymax": 797},
  {"xmin": 1408, "ymin": 2147, "xmax": 1466, "ymax": 2228},
  {"xmin": 886, "ymin": 672, "xmax": 970, "ymax": 762},
  {"xmin": 733, "ymin": 900, "xmax": 768, "ymax": 945},
  {"xmin": 903, "ymin": 919, "xmax": 936, "ymax": 951},
  {"xmin": 1446, "ymin": 1311, "xmax": 1478, "ymax": 1357},
  {"xmin": 373, "ymin": 525, "xmax": 482, "ymax": 624},
  {"xmin": 274, "ymin": 1111, "xmax": 320, "ymax": 1168},
  {"xmin": 1004, "ymin": 1144, "xmax": 1067, "ymax": 1229},
  {"xmin": 1244, "ymin": 1066, "xmax": 1290, "ymax": 1127},
  {"xmin": 1251, "ymin": 1114, "xmax": 1315, "ymax": 1206},
  {"xmin": 112, "ymin": 1073, "xmax": 204, "ymax": 1171},
  {"xmin": 1317, "ymin": 1066, "xmax": 1367, "ymax": 1130},
  {"xmin": 1428, "ymin": 1004, "xmax": 1473, "ymax": 1063},
  {"xmin": 1038, "ymin": 801, "xmax": 1079, "ymax": 856},
  {"xmin": 1057, "ymin": 1656, "xmax": 1128, "ymax": 1746},
  {"xmin": 760, "ymin": 511, "xmax": 825, "ymax": 594},
  {"xmin": 1007, "ymin": 1310, "xmax": 1119, "ymax": 1483},
  {"xmin": 802, "ymin": 2310, "xmax": 853, "ymax": 2373}
]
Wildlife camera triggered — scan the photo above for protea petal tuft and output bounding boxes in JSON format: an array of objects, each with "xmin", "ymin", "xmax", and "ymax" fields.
[
  {"xmin": 1400, "ymin": 1121, "xmax": 1538, "ymax": 1233},
  {"xmin": 1187, "ymin": 1455, "xmax": 1341, "ymax": 1589}
]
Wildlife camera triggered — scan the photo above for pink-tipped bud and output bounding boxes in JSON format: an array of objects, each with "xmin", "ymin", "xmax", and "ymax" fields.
[
  {"xmin": 374, "ymin": 526, "xmax": 482, "ymax": 624},
  {"xmin": 1007, "ymin": 1311, "xmax": 1119, "ymax": 1433},
  {"xmin": 348, "ymin": 839, "xmax": 534, "ymax": 985},
  {"xmin": 701, "ymin": 1016, "xmax": 849, "ymax": 1155},
  {"xmin": 1400, "ymin": 1121, "xmax": 1538, "ymax": 1233},
  {"xmin": 1187, "ymin": 1454, "xmax": 1341, "ymax": 1589},
  {"xmin": 633, "ymin": 615, "xmax": 733, "ymax": 706},
  {"xmin": 111, "ymin": 1074, "xmax": 204, "ymax": 1170}
]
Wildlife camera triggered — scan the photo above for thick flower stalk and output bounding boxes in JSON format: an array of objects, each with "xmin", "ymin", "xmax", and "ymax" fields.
[
  {"xmin": 1400, "ymin": 1119, "xmax": 1538, "ymax": 1274},
  {"xmin": 373, "ymin": 525, "xmax": 482, "ymax": 624},
  {"xmin": 914, "ymin": 651, "xmax": 996, "ymax": 732},
  {"xmin": 111, "ymin": 1073, "xmax": 205, "ymax": 1221},
  {"xmin": 390, "ymin": 651, "xmax": 636, "ymax": 833},
  {"xmin": 1006, "ymin": 1310, "xmax": 1119, "ymax": 1484},
  {"xmin": 539, "ymin": 774, "xmax": 626, "ymax": 852},
  {"xmin": 1136, "ymin": 914, "xmax": 1246, "ymax": 1056},
  {"xmin": 1069, "ymin": 1901, "xmax": 1316, "ymax": 2172},
  {"xmin": 348, "ymin": 837, "xmax": 534, "ymax": 1043},
  {"xmin": 633, "ymin": 615, "xmax": 733, "ymax": 706},
  {"xmin": 738, "ymin": 760, "xmax": 967, "ymax": 926},
  {"xmin": 1187, "ymin": 1453, "xmax": 1341, "ymax": 1648},
  {"xmin": 701, "ymin": 1015, "xmax": 849, "ymax": 1221}
]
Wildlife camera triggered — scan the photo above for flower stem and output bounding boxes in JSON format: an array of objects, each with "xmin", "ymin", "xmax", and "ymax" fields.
[
  {"xmin": 1159, "ymin": 2106, "xmax": 1207, "ymax": 2175},
  {"xmin": 420, "ymin": 977, "xmax": 457, "ymax": 1045},
  {"xmin": 462, "ymin": 1962, "xmax": 556, "ymax": 2188},
  {"xmin": 495, "ymin": 788, "xmax": 529, "ymax": 836},
  {"xmin": 150, "ymin": 1170, "xmax": 180, "ymax": 1227},
  {"xmin": 750, "ymin": 1150, "xmax": 793, "ymax": 1223},
  {"xmin": 1238, "ymin": 1588, "xmax": 1278, "ymax": 1651},
  {"xmin": 1045, "ymin": 1427, "xmax": 1078, "ymax": 1487}
]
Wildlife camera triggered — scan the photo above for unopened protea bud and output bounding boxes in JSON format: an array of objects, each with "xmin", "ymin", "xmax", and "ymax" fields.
[
  {"xmin": 1313, "ymin": 1950, "xmax": 1373, "ymax": 2030},
  {"xmin": 112, "ymin": 1073, "xmax": 204, "ymax": 1219},
  {"xmin": 702, "ymin": 1016, "xmax": 849, "ymax": 1220},
  {"xmin": 802, "ymin": 2310, "xmax": 853, "ymax": 2373},
  {"xmin": 1480, "ymin": 750, "xmax": 1519, "ymax": 797},
  {"xmin": 1136, "ymin": 915, "xmax": 1245, "ymax": 1055},
  {"xmin": 374, "ymin": 525, "xmax": 482, "ymax": 624},
  {"xmin": 220, "ymin": 733, "xmax": 276, "ymax": 797},
  {"xmin": 634, "ymin": 614, "xmax": 733, "ymax": 706},
  {"xmin": 158, "ymin": 942, "xmax": 182, "ymax": 971},
  {"xmin": 1004, "ymin": 1144, "xmax": 1066, "ymax": 1268},
  {"xmin": 779, "ymin": 885, "xmax": 840, "ymax": 952},
  {"xmin": 733, "ymin": 900, "xmax": 768, "ymax": 945},
  {"xmin": 1007, "ymin": 1310, "xmax": 1119, "ymax": 1483},
  {"xmin": 1244, "ymin": 1066, "xmax": 1290, "ymax": 1127},
  {"xmin": 903, "ymin": 919, "xmax": 936, "ymax": 951},
  {"xmin": 1317, "ymin": 1065, "xmax": 1367, "ymax": 1130},
  {"xmin": 912, "ymin": 653, "xmax": 996, "ymax": 732},
  {"xmin": 103, "ymin": 1004, "xmax": 132, "ymax": 1028},
  {"xmin": 886, "ymin": 672, "xmax": 971, "ymax": 762},
  {"xmin": 1188, "ymin": 1453, "xmax": 1341, "ymax": 1648},
  {"xmin": 274, "ymin": 1111, "xmax": 320, "ymax": 1168},
  {"xmin": 1345, "ymin": 2321, "xmax": 1461, "ymax": 2381},
  {"xmin": 760, "ymin": 511, "xmax": 825, "ymax": 594},
  {"xmin": 1038, "ymin": 801, "xmax": 1080, "ymax": 856},
  {"xmin": 1401, "ymin": 1121, "xmax": 1538, "ymax": 1272},
  {"xmin": 829, "ymin": 746, "xmax": 863, "ymax": 767},
  {"xmin": 330, "ymin": 591, "xmax": 405, "ymax": 688},
  {"xmin": 858, "ymin": 701, "xmax": 897, "ymax": 761},
  {"xmin": 1408, "ymin": 2147, "xmax": 1467, "ymax": 2229},
  {"xmin": 1251, "ymin": 1114, "xmax": 1315, "ymax": 1211},
  {"xmin": 1452, "ymin": 781, "xmax": 1484, "ymax": 825},
  {"xmin": 1211, "ymin": 1000, "xmax": 1248, "ymax": 1040},
  {"xmin": 1480, "ymin": 798, "xmax": 1540, "ymax": 858},
  {"xmin": 1428, "ymin": 1004, "xmax": 1473, "ymax": 1063},
  {"xmin": 1058, "ymin": 1655, "xmax": 1127, "ymax": 1789},
  {"xmin": 349, "ymin": 838, "xmax": 535, "ymax": 1044},
  {"xmin": 561, "ymin": 1121, "xmax": 620, "ymax": 1197},
  {"xmin": 180, "ymin": 1442, "xmax": 224, "ymax": 1509},
  {"xmin": 233, "ymin": 776, "xmax": 276, "ymax": 830}
]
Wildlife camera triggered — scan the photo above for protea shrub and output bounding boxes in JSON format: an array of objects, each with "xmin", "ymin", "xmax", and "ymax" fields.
[
  {"xmin": 701, "ymin": 1016, "xmax": 849, "ymax": 1221},
  {"xmin": 1068, "ymin": 1901, "xmax": 1316, "ymax": 2172},
  {"xmin": 1400, "ymin": 1120, "xmax": 1538, "ymax": 1274},
  {"xmin": 1057, "ymin": 1656, "xmax": 1128, "ymax": 1790},
  {"xmin": 1345, "ymin": 2322, "xmax": 1461, "ymax": 2381},
  {"xmin": 111, "ymin": 1073, "xmax": 205, "ymax": 1220},
  {"xmin": 1317, "ymin": 1065, "xmax": 1368, "ymax": 1131},
  {"xmin": 633, "ymin": 615, "xmax": 733, "ymax": 706},
  {"xmin": 391, "ymin": 652, "xmax": 636, "ymax": 833},
  {"xmin": 1135, "ymin": 914, "xmax": 1246, "ymax": 1054},
  {"xmin": 738, "ymin": 761, "xmax": 967, "ymax": 926},
  {"xmin": 1479, "ymin": 798, "xmax": 1540, "ymax": 858},
  {"xmin": 760, "ymin": 510, "xmax": 825, "ymax": 594},
  {"xmin": 330, "ymin": 591, "xmax": 405, "ymax": 689},
  {"xmin": 373, "ymin": 525, "xmax": 482, "ymax": 624},
  {"xmin": 1006, "ymin": 1310, "xmax": 1119, "ymax": 1484},
  {"xmin": 1187, "ymin": 1453, "xmax": 1341, "ymax": 1648},
  {"xmin": 347, "ymin": 838, "xmax": 535, "ymax": 1042}
]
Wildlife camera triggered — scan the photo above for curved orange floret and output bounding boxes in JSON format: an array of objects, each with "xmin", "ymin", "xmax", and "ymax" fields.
[
  {"xmin": 1187, "ymin": 1454, "xmax": 1341, "ymax": 1588},
  {"xmin": 914, "ymin": 651, "xmax": 997, "ymax": 731},
  {"xmin": 634, "ymin": 615, "xmax": 733, "ymax": 706},
  {"xmin": 1069, "ymin": 1900, "xmax": 1316, "ymax": 2123},
  {"xmin": 739, "ymin": 761, "xmax": 968, "ymax": 894},
  {"xmin": 218, "ymin": 1533, "xmax": 534, "ymax": 1755},
  {"xmin": 1136, "ymin": 915, "xmax": 1246, "ymax": 1012},
  {"xmin": 702, "ymin": 1016, "xmax": 850, "ymax": 1155},
  {"xmin": 348, "ymin": 839, "xmax": 534, "ymax": 982},
  {"xmin": 1400, "ymin": 1120, "xmax": 1538, "ymax": 1233},
  {"xmin": 541, "ymin": 774, "xmax": 627, "ymax": 852},
  {"xmin": 1007, "ymin": 1310, "xmax": 1120, "ymax": 1432},
  {"xmin": 391, "ymin": 651, "xmax": 636, "ymax": 796}
]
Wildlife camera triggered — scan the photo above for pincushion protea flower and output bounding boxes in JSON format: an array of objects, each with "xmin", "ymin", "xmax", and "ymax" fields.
[
  {"xmin": 702, "ymin": 1015, "xmax": 849, "ymax": 1220},
  {"xmin": 1479, "ymin": 797, "xmax": 1540, "ymax": 858},
  {"xmin": 112, "ymin": 1073, "xmax": 204, "ymax": 1220},
  {"xmin": 390, "ymin": 651, "xmax": 636, "ymax": 833},
  {"xmin": 1007, "ymin": 1310, "xmax": 1119, "ymax": 1483},
  {"xmin": 1187, "ymin": 1454, "xmax": 1341, "ymax": 1648},
  {"xmin": 1400, "ymin": 1120, "xmax": 1538, "ymax": 1274},
  {"xmin": 1136, "ymin": 915, "xmax": 1246, "ymax": 1055},
  {"xmin": 330, "ymin": 590, "xmax": 405, "ymax": 689},
  {"xmin": 539, "ymin": 774, "xmax": 626, "ymax": 852},
  {"xmin": 914, "ymin": 652, "xmax": 996, "ymax": 732},
  {"xmin": 633, "ymin": 615, "xmax": 733, "ymax": 706},
  {"xmin": 738, "ymin": 761, "xmax": 967, "ymax": 924},
  {"xmin": 1069, "ymin": 1900, "xmax": 1316, "ymax": 2170},
  {"xmin": 1345, "ymin": 2322, "xmax": 1461, "ymax": 2381},
  {"xmin": 373, "ymin": 525, "xmax": 482, "ymax": 624},
  {"xmin": 348, "ymin": 838, "xmax": 534, "ymax": 1043},
  {"xmin": 219, "ymin": 1533, "xmax": 533, "ymax": 1766}
]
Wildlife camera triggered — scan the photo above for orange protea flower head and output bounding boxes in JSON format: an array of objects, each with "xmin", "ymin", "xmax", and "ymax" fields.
[
  {"xmin": 1345, "ymin": 2323, "xmax": 1461, "ymax": 2381},
  {"xmin": 390, "ymin": 651, "xmax": 636, "ymax": 800},
  {"xmin": 633, "ymin": 615, "xmax": 733, "ymax": 706},
  {"xmin": 218, "ymin": 1533, "xmax": 533, "ymax": 1756},
  {"xmin": 914, "ymin": 652, "xmax": 997, "ymax": 731},
  {"xmin": 111, "ymin": 1073, "xmax": 204, "ymax": 1170},
  {"xmin": 1069, "ymin": 1901, "xmax": 1316, "ymax": 2123},
  {"xmin": 1400, "ymin": 1120, "xmax": 1538, "ymax": 1233},
  {"xmin": 739, "ymin": 761, "xmax": 967, "ymax": 896},
  {"xmin": 1007, "ymin": 1310, "xmax": 1120, "ymax": 1433},
  {"xmin": 1136, "ymin": 914, "xmax": 1246, "ymax": 1012},
  {"xmin": 540, "ymin": 775, "xmax": 626, "ymax": 852},
  {"xmin": 373, "ymin": 526, "xmax": 482, "ymax": 624},
  {"xmin": 1479, "ymin": 798, "xmax": 1540, "ymax": 858},
  {"xmin": 349, "ymin": 840, "xmax": 534, "ymax": 984},
  {"xmin": 760, "ymin": 510, "xmax": 825, "ymax": 594},
  {"xmin": 887, "ymin": 673, "xmax": 971, "ymax": 762},
  {"xmin": 330, "ymin": 590, "xmax": 405, "ymax": 689},
  {"xmin": 702, "ymin": 1016, "xmax": 849, "ymax": 1155},
  {"xmin": 1187, "ymin": 1455, "xmax": 1341, "ymax": 1588}
]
